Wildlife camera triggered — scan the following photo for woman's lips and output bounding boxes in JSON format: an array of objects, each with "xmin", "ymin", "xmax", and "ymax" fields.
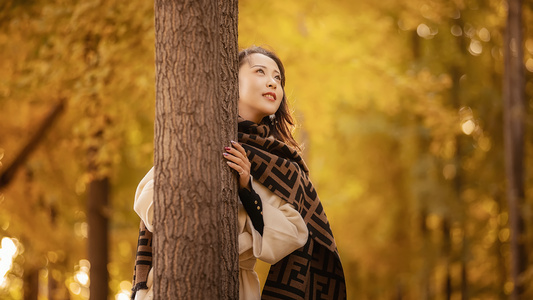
[{"xmin": 263, "ymin": 92, "xmax": 276, "ymax": 101}]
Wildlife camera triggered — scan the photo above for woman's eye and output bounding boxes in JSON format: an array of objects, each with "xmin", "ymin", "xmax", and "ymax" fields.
[
  {"xmin": 274, "ymin": 75, "xmax": 281, "ymax": 81},
  {"xmin": 256, "ymin": 69, "xmax": 265, "ymax": 74}
]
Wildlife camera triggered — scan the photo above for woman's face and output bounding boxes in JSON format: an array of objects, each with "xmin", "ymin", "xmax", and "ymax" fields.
[{"xmin": 238, "ymin": 53, "xmax": 284, "ymax": 123}]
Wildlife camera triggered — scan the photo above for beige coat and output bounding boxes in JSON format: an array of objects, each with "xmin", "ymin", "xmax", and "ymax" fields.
[{"xmin": 133, "ymin": 168, "xmax": 308, "ymax": 300}]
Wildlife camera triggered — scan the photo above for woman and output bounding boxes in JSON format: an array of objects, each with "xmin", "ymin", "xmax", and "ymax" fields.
[{"xmin": 132, "ymin": 46, "xmax": 346, "ymax": 300}]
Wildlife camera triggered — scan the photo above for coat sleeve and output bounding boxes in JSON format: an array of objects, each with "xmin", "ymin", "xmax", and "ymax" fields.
[
  {"xmin": 133, "ymin": 167, "xmax": 155, "ymax": 232},
  {"xmin": 248, "ymin": 179, "xmax": 309, "ymax": 265}
]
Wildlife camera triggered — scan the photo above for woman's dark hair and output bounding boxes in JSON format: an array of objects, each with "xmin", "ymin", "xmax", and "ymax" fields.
[{"xmin": 238, "ymin": 46, "xmax": 300, "ymax": 151}]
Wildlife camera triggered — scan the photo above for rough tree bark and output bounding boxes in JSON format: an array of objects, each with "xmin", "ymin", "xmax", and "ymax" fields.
[
  {"xmin": 153, "ymin": 0, "xmax": 239, "ymax": 299},
  {"xmin": 503, "ymin": 0, "xmax": 527, "ymax": 299}
]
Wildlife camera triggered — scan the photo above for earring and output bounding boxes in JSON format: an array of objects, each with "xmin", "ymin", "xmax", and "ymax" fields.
[{"xmin": 269, "ymin": 114, "xmax": 276, "ymax": 126}]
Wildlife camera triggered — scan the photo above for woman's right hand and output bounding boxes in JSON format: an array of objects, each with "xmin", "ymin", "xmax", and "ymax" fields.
[{"xmin": 223, "ymin": 140, "xmax": 252, "ymax": 190}]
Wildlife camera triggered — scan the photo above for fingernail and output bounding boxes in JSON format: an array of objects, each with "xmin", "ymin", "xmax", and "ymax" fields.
[
  {"xmin": 230, "ymin": 140, "xmax": 236, "ymax": 144},
  {"xmin": 224, "ymin": 147, "xmax": 231, "ymax": 151},
  {"xmin": 223, "ymin": 153, "xmax": 228, "ymax": 156}
]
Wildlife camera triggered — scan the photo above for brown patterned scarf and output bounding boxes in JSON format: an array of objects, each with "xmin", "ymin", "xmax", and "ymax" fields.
[
  {"xmin": 131, "ymin": 221, "xmax": 152, "ymax": 299},
  {"xmin": 238, "ymin": 119, "xmax": 346, "ymax": 300},
  {"xmin": 131, "ymin": 119, "xmax": 346, "ymax": 299}
]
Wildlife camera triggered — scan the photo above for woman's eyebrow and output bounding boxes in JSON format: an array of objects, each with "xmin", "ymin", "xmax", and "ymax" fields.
[{"xmin": 251, "ymin": 64, "xmax": 280, "ymax": 74}]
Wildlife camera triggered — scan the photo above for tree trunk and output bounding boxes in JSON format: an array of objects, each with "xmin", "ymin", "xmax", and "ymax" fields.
[
  {"xmin": 48, "ymin": 269, "xmax": 57, "ymax": 300},
  {"xmin": 153, "ymin": 0, "xmax": 239, "ymax": 299},
  {"xmin": 23, "ymin": 268, "xmax": 39, "ymax": 300},
  {"xmin": 87, "ymin": 177, "xmax": 109, "ymax": 300},
  {"xmin": 503, "ymin": 0, "xmax": 527, "ymax": 299},
  {"xmin": 411, "ymin": 29, "xmax": 431, "ymax": 300},
  {"xmin": 443, "ymin": 219, "xmax": 452, "ymax": 300},
  {"xmin": 82, "ymin": 29, "xmax": 110, "ymax": 300},
  {"xmin": 450, "ymin": 63, "xmax": 468, "ymax": 300}
]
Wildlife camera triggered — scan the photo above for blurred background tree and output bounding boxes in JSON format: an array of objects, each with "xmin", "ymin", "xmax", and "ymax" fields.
[{"xmin": 0, "ymin": 0, "xmax": 532, "ymax": 299}]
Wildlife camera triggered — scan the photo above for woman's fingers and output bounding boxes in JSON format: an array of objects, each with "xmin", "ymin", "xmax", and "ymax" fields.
[
  {"xmin": 223, "ymin": 148, "xmax": 248, "ymax": 172},
  {"xmin": 225, "ymin": 144, "xmax": 246, "ymax": 161},
  {"xmin": 224, "ymin": 142, "xmax": 252, "ymax": 189},
  {"xmin": 226, "ymin": 160, "xmax": 250, "ymax": 189},
  {"xmin": 230, "ymin": 140, "xmax": 248, "ymax": 157},
  {"xmin": 224, "ymin": 143, "xmax": 250, "ymax": 169},
  {"xmin": 226, "ymin": 161, "xmax": 244, "ymax": 173},
  {"xmin": 223, "ymin": 151, "xmax": 243, "ymax": 165}
]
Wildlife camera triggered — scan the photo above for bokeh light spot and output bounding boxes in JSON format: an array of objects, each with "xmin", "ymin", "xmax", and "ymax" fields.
[
  {"xmin": 69, "ymin": 282, "xmax": 81, "ymax": 295},
  {"xmin": 451, "ymin": 25, "xmax": 462, "ymax": 36},
  {"xmin": 417, "ymin": 24, "xmax": 431, "ymax": 39},
  {"xmin": 526, "ymin": 39, "xmax": 533, "ymax": 54},
  {"xmin": 526, "ymin": 58, "xmax": 533, "ymax": 72},
  {"xmin": 461, "ymin": 120, "xmax": 476, "ymax": 135},
  {"xmin": 469, "ymin": 40, "xmax": 483, "ymax": 56},
  {"xmin": 0, "ymin": 237, "xmax": 18, "ymax": 287},
  {"xmin": 443, "ymin": 164, "xmax": 457, "ymax": 180},
  {"xmin": 478, "ymin": 28, "xmax": 491, "ymax": 42},
  {"xmin": 499, "ymin": 228, "xmax": 510, "ymax": 242}
]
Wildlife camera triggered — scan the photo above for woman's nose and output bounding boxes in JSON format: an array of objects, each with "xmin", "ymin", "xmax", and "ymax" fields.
[{"xmin": 267, "ymin": 79, "xmax": 277, "ymax": 89}]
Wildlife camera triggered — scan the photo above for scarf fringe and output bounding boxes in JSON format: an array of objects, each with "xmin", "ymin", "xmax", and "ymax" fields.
[{"xmin": 130, "ymin": 282, "xmax": 149, "ymax": 300}]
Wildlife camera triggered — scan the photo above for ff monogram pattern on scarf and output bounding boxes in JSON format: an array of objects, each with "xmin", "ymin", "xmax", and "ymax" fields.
[
  {"xmin": 238, "ymin": 119, "xmax": 346, "ymax": 300},
  {"xmin": 262, "ymin": 237, "xmax": 346, "ymax": 299},
  {"xmin": 131, "ymin": 221, "xmax": 152, "ymax": 299}
]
